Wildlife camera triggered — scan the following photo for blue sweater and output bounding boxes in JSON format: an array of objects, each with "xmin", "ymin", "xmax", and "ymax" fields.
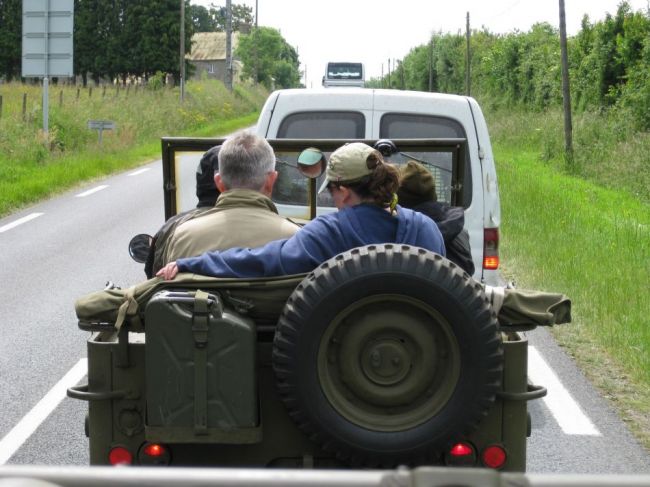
[{"xmin": 176, "ymin": 204, "xmax": 445, "ymax": 278}]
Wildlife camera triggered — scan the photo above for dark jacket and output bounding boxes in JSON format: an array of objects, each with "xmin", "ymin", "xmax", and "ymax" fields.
[
  {"xmin": 176, "ymin": 204, "xmax": 446, "ymax": 278},
  {"xmin": 410, "ymin": 200, "xmax": 475, "ymax": 275}
]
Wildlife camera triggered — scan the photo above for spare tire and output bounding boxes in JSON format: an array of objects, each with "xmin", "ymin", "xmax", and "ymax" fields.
[{"xmin": 272, "ymin": 244, "xmax": 503, "ymax": 466}]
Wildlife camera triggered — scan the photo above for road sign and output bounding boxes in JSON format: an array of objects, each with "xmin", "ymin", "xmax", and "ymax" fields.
[
  {"xmin": 87, "ymin": 120, "xmax": 116, "ymax": 131},
  {"xmin": 88, "ymin": 120, "xmax": 116, "ymax": 146},
  {"xmin": 22, "ymin": 0, "xmax": 74, "ymax": 78}
]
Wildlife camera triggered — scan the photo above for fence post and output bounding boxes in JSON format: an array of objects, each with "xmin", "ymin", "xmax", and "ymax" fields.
[
  {"xmin": 22, "ymin": 93, "xmax": 27, "ymax": 120},
  {"xmin": 89, "ymin": 87, "xmax": 92, "ymax": 98},
  {"xmin": 0, "ymin": 95, "xmax": 3, "ymax": 119},
  {"xmin": 102, "ymin": 85, "xmax": 106, "ymax": 98},
  {"xmin": 76, "ymin": 88, "xmax": 80, "ymax": 100},
  {"xmin": 59, "ymin": 90, "xmax": 63, "ymax": 107}
]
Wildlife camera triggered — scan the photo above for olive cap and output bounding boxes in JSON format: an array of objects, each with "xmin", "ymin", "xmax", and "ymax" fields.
[{"xmin": 318, "ymin": 142, "xmax": 381, "ymax": 193}]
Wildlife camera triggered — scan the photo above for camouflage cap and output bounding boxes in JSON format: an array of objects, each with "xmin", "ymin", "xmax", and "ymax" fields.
[
  {"xmin": 318, "ymin": 142, "xmax": 382, "ymax": 193},
  {"xmin": 397, "ymin": 160, "xmax": 436, "ymax": 207}
]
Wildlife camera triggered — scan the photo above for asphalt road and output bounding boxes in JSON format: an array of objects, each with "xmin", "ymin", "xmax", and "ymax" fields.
[{"xmin": 0, "ymin": 154, "xmax": 648, "ymax": 473}]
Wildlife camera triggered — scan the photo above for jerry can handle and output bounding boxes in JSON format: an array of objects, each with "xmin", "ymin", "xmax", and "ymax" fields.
[{"xmin": 67, "ymin": 384, "xmax": 127, "ymax": 401}]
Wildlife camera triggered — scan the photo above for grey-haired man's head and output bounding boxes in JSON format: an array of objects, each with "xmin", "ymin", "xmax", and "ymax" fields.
[{"xmin": 217, "ymin": 132, "xmax": 276, "ymax": 191}]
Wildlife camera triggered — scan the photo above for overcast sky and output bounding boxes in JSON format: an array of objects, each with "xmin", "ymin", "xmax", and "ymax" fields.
[{"xmin": 191, "ymin": 0, "xmax": 649, "ymax": 88}]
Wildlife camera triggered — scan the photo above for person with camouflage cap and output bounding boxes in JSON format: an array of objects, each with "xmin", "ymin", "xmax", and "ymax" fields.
[
  {"xmin": 157, "ymin": 142, "xmax": 445, "ymax": 280},
  {"xmin": 397, "ymin": 160, "xmax": 475, "ymax": 276}
]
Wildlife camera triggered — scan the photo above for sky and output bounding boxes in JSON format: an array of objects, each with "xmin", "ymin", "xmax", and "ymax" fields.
[{"xmin": 192, "ymin": 0, "xmax": 650, "ymax": 88}]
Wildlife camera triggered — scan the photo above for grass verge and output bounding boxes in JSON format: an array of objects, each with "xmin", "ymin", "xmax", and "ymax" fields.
[
  {"xmin": 494, "ymin": 144, "xmax": 650, "ymax": 450},
  {"xmin": 0, "ymin": 80, "xmax": 267, "ymax": 217}
]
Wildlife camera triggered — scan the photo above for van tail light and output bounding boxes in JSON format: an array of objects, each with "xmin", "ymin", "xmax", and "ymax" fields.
[
  {"xmin": 108, "ymin": 446, "xmax": 133, "ymax": 465},
  {"xmin": 482, "ymin": 444, "xmax": 507, "ymax": 469},
  {"xmin": 483, "ymin": 228, "xmax": 500, "ymax": 270},
  {"xmin": 445, "ymin": 441, "xmax": 477, "ymax": 466}
]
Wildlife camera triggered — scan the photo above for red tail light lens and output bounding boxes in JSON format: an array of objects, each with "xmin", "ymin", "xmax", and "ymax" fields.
[
  {"xmin": 143, "ymin": 443, "xmax": 166, "ymax": 457},
  {"xmin": 109, "ymin": 446, "xmax": 133, "ymax": 465},
  {"xmin": 483, "ymin": 228, "xmax": 500, "ymax": 270},
  {"xmin": 482, "ymin": 444, "xmax": 507, "ymax": 469},
  {"xmin": 445, "ymin": 441, "xmax": 477, "ymax": 466},
  {"xmin": 139, "ymin": 442, "xmax": 171, "ymax": 465},
  {"xmin": 450, "ymin": 442, "xmax": 474, "ymax": 457}
]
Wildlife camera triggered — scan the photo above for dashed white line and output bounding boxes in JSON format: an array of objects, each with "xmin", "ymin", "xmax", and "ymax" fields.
[
  {"xmin": 75, "ymin": 185, "xmax": 108, "ymax": 198},
  {"xmin": 528, "ymin": 346, "xmax": 601, "ymax": 436},
  {"xmin": 0, "ymin": 213, "xmax": 44, "ymax": 233},
  {"xmin": 0, "ymin": 359, "xmax": 88, "ymax": 465},
  {"xmin": 128, "ymin": 168, "xmax": 151, "ymax": 176}
]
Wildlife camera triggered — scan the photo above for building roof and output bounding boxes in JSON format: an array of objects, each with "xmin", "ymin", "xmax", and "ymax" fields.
[{"xmin": 188, "ymin": 32, "xmax": 240, "ymax": 61}]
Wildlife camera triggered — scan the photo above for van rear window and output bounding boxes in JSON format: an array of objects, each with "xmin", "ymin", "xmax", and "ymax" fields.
[
  {"xmin": 380, "ymin": 114, "xmax": 466, "ymax": 139},
  {"xmin": 381, "ymin": 114, "xmax": 472, "ymax": 207},
  {"xmin": 277, "ymin": 112, "xmax": 365, "ymax": 139}
]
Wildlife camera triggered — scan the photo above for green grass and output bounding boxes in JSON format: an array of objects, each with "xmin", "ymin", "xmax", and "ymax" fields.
[
  {"xmin": 492, "ymin": 137, "xmax": 650, "ymax": 449},
  {"xmin": 484, "ymin": 106, "xmax": 650, "ymax": 205},
  {"xmin": 0, "ymin": 80, "xmax": 268, "ymax": 216}
]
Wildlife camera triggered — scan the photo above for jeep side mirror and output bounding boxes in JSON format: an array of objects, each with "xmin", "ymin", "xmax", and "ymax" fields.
[
  {"xmin": 297, "ymin": 147, "xmax": 326, "ymax": 179},
  {"xmin": 128, "ymin": 233, "xmax": 153, "ymax": 263}
]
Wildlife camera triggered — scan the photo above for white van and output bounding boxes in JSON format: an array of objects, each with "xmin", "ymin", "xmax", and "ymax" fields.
[
  {"xmin": 256, "ymin": 88, "xmax": 502, "ymax": 286},
  {"xmin": 322, "ymin": 62, "xmax": 365, "ymax": 88}
]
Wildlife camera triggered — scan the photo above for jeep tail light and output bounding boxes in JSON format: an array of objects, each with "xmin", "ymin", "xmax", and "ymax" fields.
[
  {"xmin": 483, "ymin": 228, "xmax": 500, "ymax": 270},
  {"xmin": 482, "ymin": 444, "xmax": 507, "ymax": 469},
  {"xmin": 139, "ymin": 442, "xmax": 171, "ymax": 466},
  {"xmin": 109, "ymin": 446, "xmax": 133, "ymax": 465},
  {"xmin": 445, "ymin": 441, "xmax": 476, "ymax": 466}
]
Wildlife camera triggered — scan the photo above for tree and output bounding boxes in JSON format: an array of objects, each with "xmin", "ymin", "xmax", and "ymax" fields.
[
  {"xmin": 210, "ymin": 3, "xmax": 253, "ymax": 32},
  {"xmin": 0, "ymin": 0, "xmax": 22, "ymax": 81},
  {"xmin": 190, "ymin": 4, "xmax": 216, "ymax": 32},
  {"xmin": 236, "ymin": 26, "xmax": 300, "ymax": 89}
]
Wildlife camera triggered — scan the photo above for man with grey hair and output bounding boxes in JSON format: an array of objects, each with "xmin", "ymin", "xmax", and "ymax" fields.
[{"xmin": 157, "ymin": 131, "xmax": 299, "ymax": 270}]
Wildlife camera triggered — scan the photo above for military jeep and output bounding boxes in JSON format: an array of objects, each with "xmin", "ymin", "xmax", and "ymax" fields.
[{"xmin": 68, "ymin": 137, "xmax": 547, "ymax": 471}]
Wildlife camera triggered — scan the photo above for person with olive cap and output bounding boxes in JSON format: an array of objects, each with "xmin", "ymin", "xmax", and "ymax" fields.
[{"xmin": 157, "ymin": 142, "xmax": 445, "ymax": 280}]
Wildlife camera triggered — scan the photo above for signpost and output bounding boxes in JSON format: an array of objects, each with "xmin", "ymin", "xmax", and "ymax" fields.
[
  {"xmin": 87, "ymin": 120, "xmax": 116, "ymax": 146},
  {"xmin": 22, "ymin": 0, "xmax": 74, "ymax": 139}
]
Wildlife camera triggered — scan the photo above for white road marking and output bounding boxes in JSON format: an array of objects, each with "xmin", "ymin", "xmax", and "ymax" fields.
[
  {"xmin": 0, "ymin": 213, "xmax": 44, "ymax": 233},
  {"xmin": 128, "ymin": 168, "xmax": 150, "ymax": 176},
  {"xmin": 528, "ymin": 346, "xmax": 601, "ymax": 436},
  {"xmin": 75, "ymin": 185, "xmax": 108, "ymax": 197},
  {"xmin": 0, "ymin": 359, "xmax": 88, "ymax": 465}
]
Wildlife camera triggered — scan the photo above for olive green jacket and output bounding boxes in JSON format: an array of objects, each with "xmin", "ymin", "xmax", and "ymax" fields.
[{"xmin": 161, "ymin": 189, "xmax": 300, "ymax": 266}]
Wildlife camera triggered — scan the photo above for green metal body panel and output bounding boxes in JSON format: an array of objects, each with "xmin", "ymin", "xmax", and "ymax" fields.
[{"xmin": 83, "ymin": 319, "xmax": 531, "ymax": 470}]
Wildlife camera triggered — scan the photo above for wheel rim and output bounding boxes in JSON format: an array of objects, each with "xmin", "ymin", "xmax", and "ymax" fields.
[{"xmin": 318, "ymin": 294, "xmax": 461, "ymax": 432}]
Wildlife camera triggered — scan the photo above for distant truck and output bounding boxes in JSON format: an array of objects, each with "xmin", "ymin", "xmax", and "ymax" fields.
[{"xmin": 322, "ymin": 62, "xmax": 365, "ymax": 88}]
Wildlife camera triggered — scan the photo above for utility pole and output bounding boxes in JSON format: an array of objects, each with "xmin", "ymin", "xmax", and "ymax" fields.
[
  {"xmin": 387, "ymin": 58, "xmax": 391, "ymax": 88},
  {"xmin": 559, "ymin": 0, "xmax": 573, "ymax": 162},
  {"xmin": 225, "ymin": 0, "xmax": 233, "ymax": 91},
  {"xmin": 428, "ymin": 36, "xmax": 434, "ymax": 92},
  {"xmin": 466, "ymin": 12, "xmax": 471, "ymax": 96},
  {"xmin": 254, "ymin": 0, "xmax": 258, "ymax": 84},
  {"xmin": 179, "ymin": 0, "xmax": 185, "ymax": 102}
]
